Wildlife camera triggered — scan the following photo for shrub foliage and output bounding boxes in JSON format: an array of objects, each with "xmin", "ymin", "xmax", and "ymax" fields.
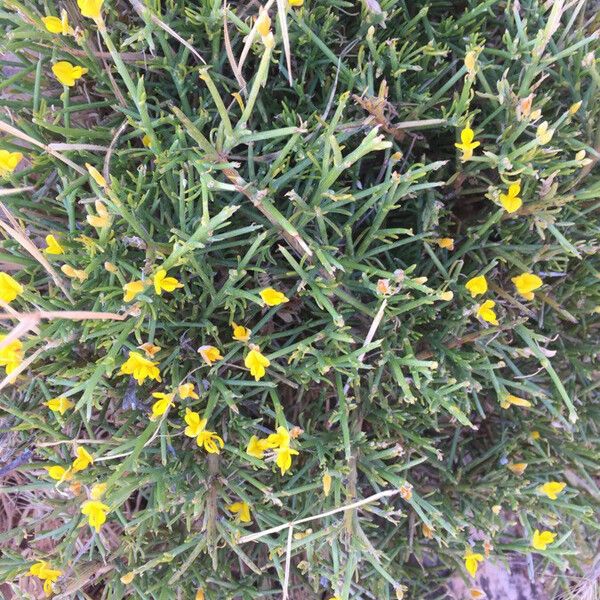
[{"xmin": 0, "ymin": 0, "xmax": 599, "ymax": 598}]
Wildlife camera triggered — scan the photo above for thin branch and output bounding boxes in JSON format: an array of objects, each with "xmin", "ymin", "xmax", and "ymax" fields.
[{"xmin": 238, "ymin": 488, "xmax": 399, "ymax": 544}]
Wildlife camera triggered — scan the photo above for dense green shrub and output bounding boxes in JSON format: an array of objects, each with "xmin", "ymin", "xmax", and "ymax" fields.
[{"xmin": 0, "ymin": 0, "xmax": 598, "ymax": 598}]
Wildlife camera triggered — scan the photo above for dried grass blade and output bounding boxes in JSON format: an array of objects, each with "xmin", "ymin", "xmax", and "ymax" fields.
[
  {"xmin": 0, "ymin": 202, "xmax": 74, "ymax": 303},
  {"xmin": 276, "ymin": 0, "xmax": 293, "ymax": 86}
]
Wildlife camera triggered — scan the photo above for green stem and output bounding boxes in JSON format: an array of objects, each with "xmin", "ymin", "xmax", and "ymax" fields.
[{"xmin": 97, "ymin": 19, "xmax": 160, "ymax": 150}]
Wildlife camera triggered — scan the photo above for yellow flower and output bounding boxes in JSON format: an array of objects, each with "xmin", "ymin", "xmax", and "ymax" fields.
[
  {"xmin": 45, "ymin": 397, "xmax": 74, "ymax": 415},
  {"xmin": 569, "ymin": 101, "xmax": 582, "ymax": 115},
  {"xmin": 197, "ymin": 429, "xmax": 224, "ymax": 454},
  {"xmin": 476, "ymin": 300, "xmax": 499, "ymax": 325},
  {"xmin": 532, "ymin": 529, "xmax": 556, "ymax": 551},
  {"xmin": 500, "ymin": 394, "xmax": 532, "ymax": 409},
  {"xmin": 455, "ymin": 127, "xmax": 480, "ymax": 161},
  {"xmin": 464, "ymin": 548, "xmax": 484, "ymax": 577},
  {"xmin": 86, "ymin": 199, "xmax": 111, "ymax": 227},
  {"xmin": 120, "ymin": 351, "xmax": 161, "ymax": 385},
  {"xmin": 196, "ymin": 589, "xmax": 205, "ymax": 600},
  {"xmin": 44, "ymin": 234, "xmax": 64, "ymax": 255},
  {"xmin": 142, "ymin": 134, "xmax": 151, "ymax": 147},
  {"xmin": 121, "ymin": 571, "xmax": 136, "ymax": 585},
  {"xmin": 52, "ymin": 61, "xmax": 88, "ymax": 86},
  {"xmin": 45, "ymin": 465, "xmax": 72, "ymax": 481},
  {"xmin": 139, "ymin": 342, "xmax": 161, "ymax": 357},
  {"xmin": 81, "ymin": 499, "xmax": 110, "ymax": 532},
  {"xmin": 507, "ymin": 462, "xmax": 528, "ymax": 475},
  {"xmin": 266, "ymin": 426, "xmax": 290, "ymax": 449},
  {"xmin": 77, "ymin": 0, "xmax": 104, "ymax": 19},
  {"xmin": 150, "ymin": 392, "xmax": 175, "ymax": 420},
  {"xmin": 90, "ymin": 482, "xmax": 107, "ymax": 500},
  {"xmin": 72, "ymin": 446, "xmax": 93, "ymax": 472},
  {"xmin": 183, "ymin": 408, "xmax": 206, "ymax": 438},
  {"xmin": 29, "ymin": 561, "xmax": 62, "ymax": 596},
  {"xmin": 422, "ymin": 523, "xmax": 434, "ymax": 539},
  {"xmin": 246, "ymin": 435, "xmax": 269, "ymax": 459},
  {"xmin": 540, "ymin": 481, "xmax": 566, "ymax": 500},
  {"xmin": 227, "ymin": 501, "xmax": 252, "ymax": 523},
  {"xmin": 85, "ymin": 164, "xmax": 107, "ymax": 189},
  {"xmin": 0, "ymin": 336, "xmax": 23, "ymax": 374},
  {"xmin": 42, "ymin": 11, "xmax": 72, "ymax": 35},
  {"xmin": 0, "ymin": 272, "xmax": 23, "ymax": 303},
  {"xmin": 29, "ymin": 560, "xmax": 48, "ymax": 577},
  {"xmin": 511, "ymin": 273, "xmax": 543, "ymax": 301},
  {"xmin": 536, "ymin": 121, "xmax": 554, "ymax": 145},
  {"xmin": 275, "ymin": 445, "xmax": 299, "ymax": 475},
  {"xmin": 153, "ymin": 268, "xmax": 183, "ymax": 295},
  {"xmin": 530, "ymin": 431, "xmax": 541, "ymax": 440},
  {"xmin": 288, "ymin": 0, "xmax": 303, "ymax": 5},
  {"xmin": 436, "ymin": 237, "xmax": 454, "ymax": 250},
  {"xmin": 260, "ymin": 287, "xmax": 289, "ymax": 306},
  {"xmin": 0, "ymin": 149, "xmax": 23, "ymax": 176},
  {"xmin": 178, "ymin": 382, "xmax": 199, "ymax": 399},
  {"xmin": 198, "ymin": 345, "xmax": 223, "ymax": 366},
  {"xmin": 29, "ymin": 561, "xmax": 62, "ymax": 581},
  {"xmin": 42, "ymin": 15, "xmax": 63, "ymax": 33},
  {"xmin": 61, "ymin": 264, "xmax": 88, "ymax": 281},
  {"xmin": 499, "ymin": 181, "xmax": 522, "ymax": 213},
  {"xmin": 322, "ymin": 471, "xmax": 332, "ymax": 496},
  {"xmin": 123, "ymin": 280, "xmax": 145, "ymax": 302},
  {"xmin": 245, "ymin": 346, "xmax": 270, "ymax": 381},
  {"xmin": 465, "ymin": 275, "xmax": 487, "ymax": 297},
  {"xmin": 232, "ymin": 323, "xmax": 251, "ymax": 342},
  {"xmin": 256, "ymin": 9, "xmax": 271, "ymax": 37}
]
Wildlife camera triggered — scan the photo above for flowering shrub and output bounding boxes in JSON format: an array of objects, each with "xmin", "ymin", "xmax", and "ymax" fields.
[{"xmin": 0, "ymin": 0, "xmax": 598, "ymax": 598}]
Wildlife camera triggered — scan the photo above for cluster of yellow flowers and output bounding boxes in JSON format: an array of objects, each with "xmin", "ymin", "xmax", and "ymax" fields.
[
  {"xmin": 122, "ymin": 268, "xmax": 183, "ymax": 303},
  {"xmin": 44, "ymin": 444, "xmax": 110, "ymax": 538},
  {"xmin": 183, "ymin": 407, "xmax": 224, "ymax": 453},
  {"xmin": 112, "ymin": 286, "xmax": 297, "ymax": 471},
  {"xmin": 450, "ymin": 124, "xmax": 561, "ymax": 576},
  {"xmin": 455, "ymin": 110, "xmax": 560, "ymax": 214},
  {"xmin": 34, "ymin": 281, "xmax": 295, "ymax": 556},
  {"xmin": 462, "ymin": 482, "xmax": 566, "ymax": 578},
  {"xmin": 119, "ymin": 287, "xmax": 286, "ymax": 385},
  {"xmin": 44, "ymin": 447, "xmax": 110, "ymax": 535},
  {"xmin": 45, "ymin": 446, "xmax": 93, "ymax": 482},
  {"xmin": 464, "ymin": 271, "xmax": 543, "ymax": 328},
  {"xmin": 246, "ymin": 426, "xmax": 299, "ymax": 475},
  {"xmin": 43, "ymin": 0, "xmax": 104, "ymax": 87}
]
